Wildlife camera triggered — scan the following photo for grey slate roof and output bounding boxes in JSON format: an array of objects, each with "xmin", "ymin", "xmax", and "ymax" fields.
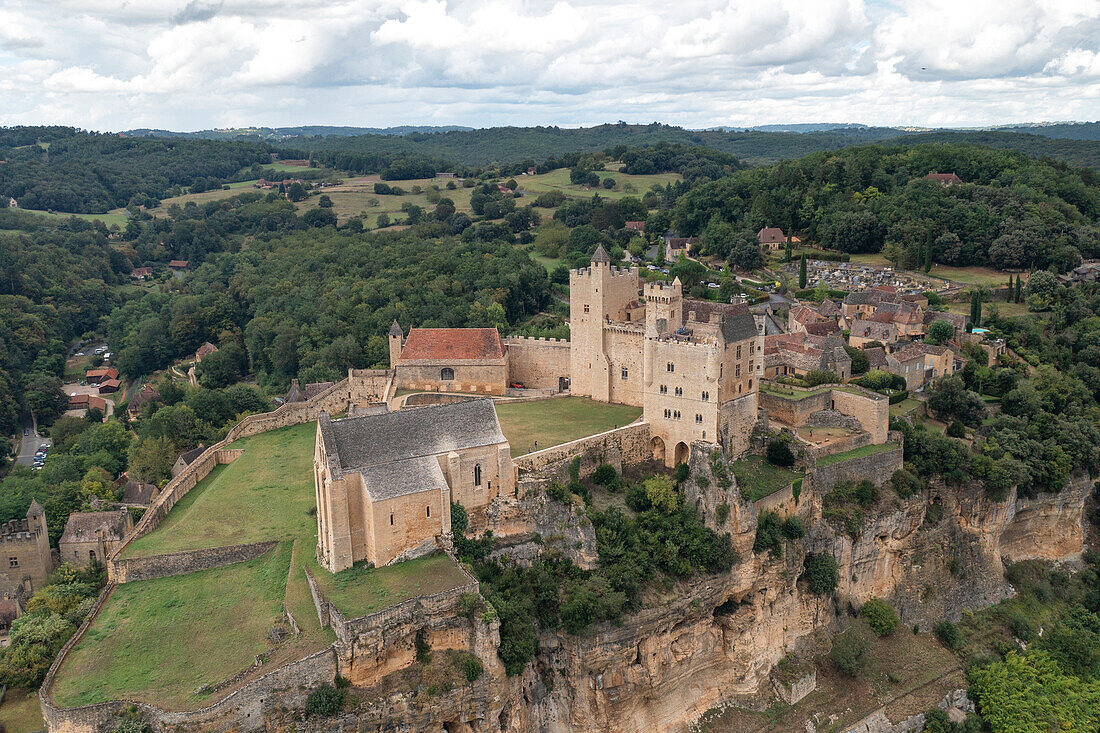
[
  {"xmin": 358, "ymin": 456, "xmax": 449, "ymax": 502},
  {"xmin": 683, "ymin": 300, "xmax": 759, "ymax": 343},
  {"xmin": 591, "ymin": 244, "xmax": 611, "ymax": 264},
  {"xmin": 59, "ymin": 510, "xmax": 129, "ymax": 545},
  {"xmin": 389, "ymin": 319, "xmax": 404, "ymax": 337},
  {"xmin": 321, "ymin": 398, "xmax": 506, "ymax": 475}
]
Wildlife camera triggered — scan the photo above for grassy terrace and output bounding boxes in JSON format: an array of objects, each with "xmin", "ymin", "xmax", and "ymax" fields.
[
  {"xmin": 730, "ymin": 455, "xmax": 803, "ymax": 502},
  {"xmin": 495, "ymin": 397, "xmax": 643, "ymax": 457},
  {"xmin": 0, "ymin": 688, "xmax": 44, "ymax": 732},
  {"xmin": 306, "ymin": 553, "xmax": 470, "ymax": 620},
  {"xmin": 54, "ymin": 543, "xmax": 309, "ymax": 709},
  {"xmin": 760, "ymin": 382, "xmax": 867, "ymax": 400},
  {"xmin": 122, "ymin": 422, "xmax": 316, "ymax": 557},
  {"xmin": 817, "ymin": 442, "xmax": 900, "ymax": 466}
]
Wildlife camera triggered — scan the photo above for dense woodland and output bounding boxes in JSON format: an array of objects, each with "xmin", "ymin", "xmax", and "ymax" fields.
[
  {"xmin": 675, "ymin": 143, "xmax": 1100, "ymax": 271},
  {"xmin": 3, "ymin": 126, "xmax": 1100, "ymax": 729}
]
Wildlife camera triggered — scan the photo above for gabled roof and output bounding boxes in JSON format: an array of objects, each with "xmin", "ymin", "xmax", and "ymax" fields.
[
  {"xmin": 168, "ymin": 259, "xmax": 190, "ymax": 268},
  {"xmin": 682, "ymin": 300, "xmax": 758, "ymax": 343},
  {"xmin": 889, "ymin": 344, "xmax": 927, "ymax": 363},
  {"xmin": 591, "ymin": 244, "xmax": 611, "ymax": 264},
  {"xmin": 804, "ymin": 321, "xmax": 841, "ymax": 337},
  {"xmin": 818, "ymin": 298, "xmax": 842, "ymax": 317},
  {"xmin": 59, "ymin": 510, "xmax": 129, "ymax": 545},
  {"xmin": 757, "ymin": 227, "xmax": 786, "ymax": 243},
  {"xmin": 398, "ymin": 328, "xmax": 506, "ymax": 362},
  {"xmin": 176, "ymin": 446, "xmax": 206, "ymax": 466},
  {"xmin": 284, "ymin": 379, "xmax": 334, "ymax": 404},
  {"xmin": 925, "ymin": 172, "xmax": 962, "ymax": 185},
  {"xmin": 196, "ymin": 342, "xmax": 218, "ymax": 357},
  {"xmin": 864, "ymin": 347, "xmax": 887, "ymax": 368},
  {"xmin": 319, "ymin": 398, "xmax": 507, "ymax": 476}
]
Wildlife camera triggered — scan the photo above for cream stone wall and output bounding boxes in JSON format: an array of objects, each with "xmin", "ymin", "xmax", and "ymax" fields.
[
  {"xmin": 395, "ymin": 360, "xmax": 508, "ymax": 395},
  {"xmin": 504, "ymin": 338, "xmax": 571, "ymax": 391},
  {"xmin": 605, "ymin": 327, "xmax": 646, "ymax": 406},
  {"xmin": 366, "ymin": 490, "xmax": 446, "ymax": 567},
  {"xmin": 830, "ymin": 389, "xmax": 889, "ymax": 444},
  {"xmin": 719, "ymin": 393, "xmax": 759, "ymax": 458},
  {"xmin": 438, "ymin": 444, "xmax": 513, "ymax": 533},
  {"xmin": 569, "ymin": 262, "xmax": 641, "ymax": 401},
  {"xmin": 644, "ymin": 339, "xmax": 721, "ymax": 464}
]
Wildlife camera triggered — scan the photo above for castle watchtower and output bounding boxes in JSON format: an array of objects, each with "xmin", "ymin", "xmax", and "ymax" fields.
[
  {"xmin": 388, "ymin": 320, "xmax": 403, "ymax": 367},
  {"xmin": 644, "ymin": 277, "xmax": 683, "ymax": 336},
  {"xmin": 569, "ymin": 245, "xmax": 642, "ymax": 403}
]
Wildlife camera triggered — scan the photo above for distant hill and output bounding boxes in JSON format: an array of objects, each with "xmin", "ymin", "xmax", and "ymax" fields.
[
  {"xmin": 122, "ymin": 125, "xmax": 474, "ymax": 140},
  {"xmin": 735, "ymin": 123, "xmax": 874, "ymax": 133},
  {"xmin": 885, "ymin": 130, "xmax": 1100, "ymax": 170},
  {"xmin": 992, "ymin": 122, "xmax": 1100, "ymax": 141}
]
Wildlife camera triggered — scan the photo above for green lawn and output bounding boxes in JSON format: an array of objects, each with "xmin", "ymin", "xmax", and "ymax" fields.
[
  {"xmin": 889, "ymin": 398, "xmax": 921, "ymax": 417},
  {"xmin": 928, "ymin": 264, "xmax": 1011, "ymax": 287},
  {"xmin": 519, "ymin": 166, "xmax": 681, "ymax": 201},
  {"xmin": 53, "ymin": 543, "xmax": 294, "ymax": 709},
  {"xmin": 306, "ymin": 552, "xmax": 469, "ymax": 620},
  {"xmin": 495, "ymin": 397, "xmax": 642, "ymax": 457},
  {"xmin": 18, "ymin": 209, "xmax": 128, "ymax": 228},
  {"xmin": 729, "ymin": 455, "xmax": 803, "ymax": 502},
  {"xmin": 816, "ymin": 442, "xmax": 899, "ymax": 466},
  {"xmin": 0, "ymin": 688, "xmax": 45, "ymax": 733},
  {"xmin": 122, "ymin": 422, "xmax": 316, "ymax": 557}
]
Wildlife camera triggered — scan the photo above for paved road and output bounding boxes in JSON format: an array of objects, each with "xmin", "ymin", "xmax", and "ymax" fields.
[{"xmin": 14, "ymin": 414, "xmax": 50, "ymax": 467}]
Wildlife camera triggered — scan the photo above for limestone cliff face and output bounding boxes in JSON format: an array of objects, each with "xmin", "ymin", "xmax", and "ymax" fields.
[{"xmin": 269, "ymin": 467, "xmax": 1091, "ymax": 733}]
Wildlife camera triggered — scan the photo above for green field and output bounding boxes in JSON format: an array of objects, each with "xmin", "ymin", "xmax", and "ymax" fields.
[
  {"xmin": 292, "ymin": 175, "xmax": 475, "ymax": 227},
  {"xmin": 122, "ymin": 422, "xmax": 316, "ymax": 557},
  {"xmin": 53, "ymin": 543, "xmax": 298, "ymax": 709},
  {"xmin": 519, "ymin": 166, "xmax": 681, "ymax": 201},
  {"xmin": 306, "ymin": 553, "xmax": 469, "ymax": 620},
  {"xmin": 816, "ymin": 442, "xmax": 900, "ymax": 466},
  {"xmin": 18, "ymin": 209, "xmax": 128, "ymax": 228},
  {"xmin": 889, "ymin": 398, "xmax": 921, "ymax": 417},
  {"xmin": 729, "ymin": 455, "xmax": 803, "ymax": 502},
  {"xmin": 928, "ymin": 264, "xmax": 1012, "ymax": 287},
  {"xmin": 495, "ymin": 397, "xmax": 642, "ymax": 457},
  {"xmin": 0, "ymin": 688, "xmax": 45, "ymax": 733}
]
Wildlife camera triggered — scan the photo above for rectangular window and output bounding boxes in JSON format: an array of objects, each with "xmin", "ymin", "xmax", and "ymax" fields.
[
  {"xmin": 735, "ymin": 364, "xmax": 741, "ymax": 377},
  {"xmin": 736, "ymin": 345, "xmax": 741, "ymax": 359},
  {"xmin": 660, "ymin": 385, "xmax": 667, "ymax": 394},
  {"xmin": 749, "ymin": 343, "xmax": 755, "ymax": 355},
  {"xmin": 8, "ymin": 557, "xmax": 16, "ymax": 568},
  {"xmin": 426, "ymin": 505, "xmax": 431, "ymax": 518},
  {"xmin": 695, "ymin": 414, "xmax": 703, "ymax": 423},
  {"xmin": 583, "ymin": 304, "xmax": 590, "ymax": 313},
  {"xmin": 621, "ymin": 367, "xmax": 628, "ymax": 380},
  {"xmin": 667, "ymin": 362, "xmax": 675, "ymax": 372},
  {"xmin": 674, "ymin": 387, "xmax": 682, "ymax": 396}
]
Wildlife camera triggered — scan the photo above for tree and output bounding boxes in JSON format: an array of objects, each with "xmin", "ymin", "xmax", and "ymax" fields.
[
  {"xmin": 802, "ymin": 553, "xmax": 839, "ymax": 595},
  {"xmin": 804, "ymin": 370, "xmax": 839, "ymax": 387},
  {"xmin": 643, "ymin": 475, "xmax": 679, "ymax": 513},
  {"xmin": 1026, "ymin": 270, "xmax": 1059, "ymax": 311},
  {"xmin": 1015, "ymin": 275, "xmax": 1023, "ymax": 303},
  {"xmin": 317, "ymin": 194, "xmax": 333, "ymax": 208},
  {"xmin": 669, "ymin": 258, "xmax": 707, "ymax": 289},
  {"xmin": 927, "ymin": 374, "xmax": 985, "ymax": 425},
  {"xmin": 799, "ymin": 253, "xmax": 807, "ymax": 289},
  {"xmin": 829, "ymin": 627, "xmax": 869, "ymax": 676},
  {"xmin": 301, "ymin": 207, "xmax": 337, "ymax": 228},
  {"xmin": 375, "ymin": 213, "xmax": 390, "ymax": 228},
  {"xmin": 925, "ymin": 320, "xmax": 954, "ymax": 345},
  {"xmin": 127, "ymin": 435, "xmax": 175, "ymax": 484},
  {"xmin": 285, "ymin": 182, "xmax": 307, "ymax": 202},
  {"xmin": 766, "ymin": 438, "xmax": 795, "ymax": 467},
  {"xmin": 844, "ymin": 344, "xmax": 869, "ymax": 375},
  {"xmin": 861, "ymin": 598, "xmax": 899, "ymax": 635}
]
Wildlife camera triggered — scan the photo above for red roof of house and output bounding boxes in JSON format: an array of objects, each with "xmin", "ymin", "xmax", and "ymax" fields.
[
  {"xmin": 196, "ymin": 342, "xmax": 218, "ymax": 357},
  {"xmin": 131, "ymin": 267, "xmax": 152, "ymax": 277},
  {"xmin": 85, "ymin": 367, "xmax": 119, "ymax": 380},
  {"xmin": 757, "ymin": 227, "xmax": 786, "ymax": 244},
  {"xmin": 98, "ymin": 378, "xmax": 122, "ymax": 390},
  {"xmin": 168, "ymin": 260, "xmax": 190, "ymax": 268},
  {"xmin": 925, "ymin": 172, "xmax": 962, "ymax": 185},
  {"xmin": 399, "ymin": 328, "xmax": 506, "ymax": 361},
  {"xmin": 69, "ymin": 393, "xmax": 108, "ymax": 411}
]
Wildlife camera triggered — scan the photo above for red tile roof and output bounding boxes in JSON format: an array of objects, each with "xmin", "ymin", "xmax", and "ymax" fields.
[
  {"xmin": 168, "ymin": 259, "xmax": 190, "ymax": 268},
  {"xmin": 85, "ymin": 367, "xmax": 119, "ymax": 381},
  {"xmin": 196, "ymin": 342, "xmax": 218, "ymax": 357},
  {"xmin": 925, "ymin": 172, "xmax": 962, "ymax": 185},
  {"xmin": 757, "ymin": 227, "xmax": 786, "ymax": 243},
  {"xmin": 399, "ymin": 328, "xmax": 506, "ymax": 361}
]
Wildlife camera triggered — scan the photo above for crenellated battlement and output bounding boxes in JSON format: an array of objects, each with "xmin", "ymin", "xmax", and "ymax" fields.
[
  {"xmin": 504, "ymin": 336, "xmax": 570, "ymax": 344},
  {"xmin": 571, "ymin": 264, "xmax": 637, "ymax": 278}
]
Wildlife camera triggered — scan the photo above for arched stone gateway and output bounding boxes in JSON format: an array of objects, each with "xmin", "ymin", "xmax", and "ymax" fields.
[
  {"xmin": 650, "ymin": 436, "xmax": 666, "ymax": 462},
  {"xmin": 674, "ymin": 441, "xmax": 689, "ymax": 466}
]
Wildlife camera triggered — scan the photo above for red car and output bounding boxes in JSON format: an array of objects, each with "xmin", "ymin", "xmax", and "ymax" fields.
[{"xmin": 510, "ymin": 382, "xmax": 526, "ymax": 389}]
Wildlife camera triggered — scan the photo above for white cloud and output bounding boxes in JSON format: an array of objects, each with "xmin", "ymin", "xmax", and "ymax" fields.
[{"xmin": 0, "ymin": 0, "xmax": 1095, "ymax": 130}]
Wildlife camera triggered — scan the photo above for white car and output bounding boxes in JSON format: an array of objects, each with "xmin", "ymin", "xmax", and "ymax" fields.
[
  {"xmin": 646, "ymin": 265, "xmax": 658, "ymax": 271},
  {"xmin": 707, "ymin": 283, "xmax": 720, "ymax": 289}
]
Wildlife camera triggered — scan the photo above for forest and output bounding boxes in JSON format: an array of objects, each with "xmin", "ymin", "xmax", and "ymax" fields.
[
  {"xmin": 0, "ymin": 128, "xmax": 274, "ymax": 213},
  {"xmin": 673, "ymin": 143, "xmax": 1100, "ymax": 271}
]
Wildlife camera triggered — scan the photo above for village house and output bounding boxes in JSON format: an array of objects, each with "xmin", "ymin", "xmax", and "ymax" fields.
[
  {"xmin": 97, "ymin": 378, "xmax": 121, "ymax": 394},
  {"xmin": 757, "ymin": 227, "xmax": 787, "ymax": 251},
  {"xmin": 663, "ymin": 234, "xmax": 699, "ymax": 261},
  {"xmin": 171, "ymin": 446, "xmax": 207, "ymax": 478},
  {"xmin": 283, "ymin": 378, "xmax": 335, "ymax": 404},
  {"xmin": 195, "ymin": 342, "xmax": 218, "ymax": 362},
  {"xmin": 7, "ymin": 197, "xmax": 16, "ymax": 208},
  {"xmin": 849, "ymin": 319, "xmax": 896, "ymax": 348},
  {"xmin": 58, "ymin": 509, "xmax": 133, "ymax": 567},
  {"xmin": 864, "ymin": 346, "xmax": 887, "ymax": 371},
  {"xmin": 0, "ymin": 501, "xmax": 51, "ymax": 594},
  {"xmin": 314, "ymin": 399, "xmax": 514, "ymax": 571},
  {"xmin": 112, "ymin": 473, "xmax": 160, "ymax": 505},
  {"xmin": 886, "ymin": 343, "xmax": 928, "ymax": 390},
  {"xmin": 389, "ymin": 324, "xmax": 510, "ymax": 395},
  {"xmin": 925, "ymin": 171, "xmax": 963, "ymax": 186},
  {"xmin": 126, "ymin": 384, "xmax": 158, "ymax": 420},
  {"xmin": 168, "ymin": 260, "xmax": 190, "ymax": 272},
  {"xmin": 763, "ymin": 333, "xmax": 852, "ymax": 381},
  {"xmin": 130, "ymin": 267, "xmax": 153, "ymax": 280},
  {"xmin": 85, "ymin": 367, "xmax": 119, "ymax": 384},
  {"xmin": 69, "ymin": 393, "xmax": 108, "ymax": 416},
  {"xmin": 624, "ymin": 221, "xmax": 645, "ymax": 235}
]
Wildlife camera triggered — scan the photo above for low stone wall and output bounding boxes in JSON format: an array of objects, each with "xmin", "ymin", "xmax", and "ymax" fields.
[
  {"xmin": 513, "ymin": 421, "xmax": 651, "ymax": 480},
  {"xmin": 802, "ymin": 430, "xmax": 873, "ymax": 463},
  {"xmin": 759, "ymin": 388, "xmax": 830, "ymax": 427},
  {"xmin": 753, "ymin": 482, "xmax": 799, "ymax": 518},
  {"xmin": 41, "ymin": 647, "xmax": 337, "ymax": 733},
  {"xmin": 110, "ymin": 541, "xmax": 279, "ymax": 583},
  {"xmin": 809, "ymin": 437, "xmax": 904, "ymax": 494},
  {"xmin": 504, "ymin": 336, "xmax": 571, "ymax": 391}
]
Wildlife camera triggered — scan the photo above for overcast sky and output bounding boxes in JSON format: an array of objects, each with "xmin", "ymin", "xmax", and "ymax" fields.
[{"xmin": 0, "ymin": 0, "xmax": 1097, "ymax": 132}]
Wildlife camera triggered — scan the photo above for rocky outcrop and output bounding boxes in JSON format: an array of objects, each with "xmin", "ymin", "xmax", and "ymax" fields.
[{"xmin": 260, "ymin": 462, "xmax": 1090, "ymax": 733}]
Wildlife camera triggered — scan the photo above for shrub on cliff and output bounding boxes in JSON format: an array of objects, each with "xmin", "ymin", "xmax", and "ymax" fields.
[
  {"xmin": 830, "ymin": 627, "xmax": 868, "ymax": 676},
  {"xmin": 861, "ymin": 598, "xmax": 899, "ymax": 636},
  {"xmin": 766, "ymin": 437, "xmax": 796, "ymax": 467},
  {"xmin": 802, "ymin": 553, "xmax": 840, "ymax": 596},
  {"xmin": 591, "ymin": 463, "xmax": 620, "ymax": 491},
  {"xmin": 304, "ymin": 682, "xmax": 345, "ymax": 717}
]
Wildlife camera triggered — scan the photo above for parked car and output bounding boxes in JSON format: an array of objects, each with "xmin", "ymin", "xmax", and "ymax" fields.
[
  {"xmin": 510, "ymin": 382, "xmax": 526, "ymax": 389},
  {"xmin": 707, "ymin": 283, "xmax": 720, "ymax": 289}
]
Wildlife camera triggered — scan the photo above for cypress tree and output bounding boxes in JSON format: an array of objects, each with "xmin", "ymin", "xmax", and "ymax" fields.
[
  {"xmin": 799, "ymin": 253, "xmax": 807, "ymax": 289},
  {"xmin": 1016, "ymin": 276, "xmax": 1023, "ymax": 303},
  {"xmin": 923, "ymin": 237, "xmax": 932, "ymax": 272},
  {"xmin": 974, "ymin": 291, "xmax": 983, "ymax": 327},
  {"xmin": 1007, "ymin": 275, "xmax": 1014, "ymax": 302}
]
